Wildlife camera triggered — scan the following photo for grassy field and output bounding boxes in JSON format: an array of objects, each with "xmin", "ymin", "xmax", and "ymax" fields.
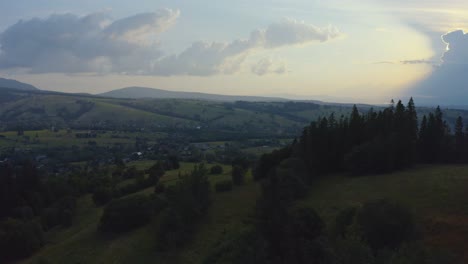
[
  {"xmin": 0, "ymin": 129, "xmax": 167, "ymax": 150},
  {"xmin": 301, "ymin": 165, "xmax": 468, "ymax": 261},
  {"xmin": 21, "ymin": 164, "xmax": 468, "ymax": 263},
  {"xmin": 22, "ymin": 163, "xmax": 259, "ymax": 264}
]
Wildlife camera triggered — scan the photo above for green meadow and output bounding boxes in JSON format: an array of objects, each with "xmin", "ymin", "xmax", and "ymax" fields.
[{"xmin": 22, "ymin": 164, "xmax": 468, "ymax": 263}]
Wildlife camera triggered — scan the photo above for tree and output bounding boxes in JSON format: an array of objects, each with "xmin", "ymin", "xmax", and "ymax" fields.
[
  {"xmin": 157, "ymin": 164, "xmax": 211, "ymax": 249},
  {"xmin": 232, "ymin": 165, "xmax": 246, "ymax": 185},
  {"xmin": 356, "ymin": 199, "xmax": 415, "ymax": 252},
  {"xmin": 99, "ymin": 194, "xmax": 153, "ymax": 233},
  {"xmin": 455, "ymin": 116, "xmax": 464, "ymax": 162},
  {"xmin": 92, "ymin": 187, "xmax": 113, "ymax": 206},
  {"xmin": 406, "ymin": 97, "xmax": 418, "ymax": 141},
  {"xmin": 210, "ymin": 165, "xmax": 223, "ymax": 175},
  {"xmin": 349, "ymin": 105, "xmax": 363, "ymax": 146},
  {"xmin": 147, "ymin": 162, "xmax": 164, "ymax": 184},
  {"xmin": 0, "ymin": 219, "xmax": 44, "ymax": 262}
]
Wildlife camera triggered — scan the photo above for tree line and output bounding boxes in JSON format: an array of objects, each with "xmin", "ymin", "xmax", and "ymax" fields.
[{"xmin": 256, "ymin": 98, "xmax": 467, "ymax": 180}]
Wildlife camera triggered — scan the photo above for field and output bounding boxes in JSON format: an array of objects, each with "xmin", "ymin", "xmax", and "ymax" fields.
[
  {"xmin": 21, "ymin": 164, "xmax": 468, "ymax": 263},
  {"xmin": 0, "ymin": 129, "xmax": 168, "ymax": 151},
  {"xmin": 22, "ymin": 162, "xmax": 260, "ymax": 264},
  {"xmin": 302, "ymin": 165, "xmax": 468, "ymax": 261}
]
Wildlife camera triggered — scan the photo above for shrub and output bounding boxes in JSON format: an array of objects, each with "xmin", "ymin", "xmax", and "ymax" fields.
[
  {"xmin": 99, "ymin": 194, "xmax": 153, "ymax": 233},
  {"xmin": 154, "ymin": 182, "xmax": 166, "ymax": 194},
  {"xmin": 356, "ymin": 199, "xmax": 415, "ymax": 252},
  {"xmin": 0, "ymin": 219, "xmax": 44, "ymax": 262},
  {"xmin": 231, "ymin": 165, "xmax": 246, "ymax": 185},
  {"xmin": 215, "ymin": 180, "xmax": 233, "ymax": 192},
  {"xmin": 210, "ymin": 165, "xmax": 223, "ymax": 175},
  {"xmin": 92, "ymin": 187, "xmax": 113, "ymax": 206},
  {"xmin": 203, "ymin": 228, "xmax": 267, "ymax": 264},
  {"xmin": 334, "ymin": 237, "xmax": 374, "ymax": 264},
  {"xmin": 332, "ymin": 207, "xmax": 357, "ymax": 239},
  {"xmin": 157, "ymin": 164, "xmax": 211, "ymax": 249}
]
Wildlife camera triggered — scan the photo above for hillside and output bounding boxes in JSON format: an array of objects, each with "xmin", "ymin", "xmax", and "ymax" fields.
[
  {"xmin": 1, "ymin": 88, "xmax": 468, "ymax": 139},
  {"xmin": 0, "ymin": 77, "xmax": 39, "ymax": 91},
  {"xmin": 303, "ymin": 165, "xmax": 468, "ymax": 262},
  {"xmin": 99, "ymin": 86, "xmax": 288, "ymax": 102},
  {"xmin": 19, "ymin": 164, "xmax": 468, "ymax": 263},
  {"xmin": 0, "ymin": 89, "xmax": 341, "ymax": 139},
  {"xmin": 20, "ymin": 163, "xmax": 260, "ymax": 264}
]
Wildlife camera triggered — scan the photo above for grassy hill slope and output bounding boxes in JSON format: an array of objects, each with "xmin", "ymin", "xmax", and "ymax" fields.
[
  {"xmin": 22, "ymin": 163, "xmax": 259, "ymax": 264},
  {"xmin": 21, "ymin": 164, "xmax": 468, "ymax": 263},
  {"xmin": 302, "ymin": 165, "xmax": 468, "ymax": 261}
]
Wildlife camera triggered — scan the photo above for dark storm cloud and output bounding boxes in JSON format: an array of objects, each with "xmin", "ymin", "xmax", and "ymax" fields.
[{"xmin": 409, "ymin": 30, "xmax": 468, "ymax": 105}]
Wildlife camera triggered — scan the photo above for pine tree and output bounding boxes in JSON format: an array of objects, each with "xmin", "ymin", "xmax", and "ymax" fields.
[
  {"xmin": 349, "ymin": 105, "xmax": 362, "ymax": 146},
  {"xmin": 455, "ymin": 116, "xmax": 464, "ymax": 162},
  {"xmin": 394, "ymin": 100, "xmax": 406, "ymax": 135},
  {"xmin": 406, "ymin": 97, "xmax": 418, "ymax": 141}
]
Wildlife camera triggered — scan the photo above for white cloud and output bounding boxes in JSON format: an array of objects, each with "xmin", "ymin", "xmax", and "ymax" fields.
[
  {"xmin": 0, "ymin": 12, "xmax": 340, "ymax": 76},
  {"xmin": 104, "ymin": 9, "xmax": 180, "ymax": 42},
  {"xmin": 153, "ymin": 19, "xmax": 340, "ymax": 76},
  {"xmin": 0, "ymin": 9, "xmax": 178, "ymax": 74},
  {"xmin": 251, "ymin": 58, "xmax": 286, "ymax": 76},
  {"xmin": 261, "ymin": 19, "xmax": 341, "ymax": 48}
]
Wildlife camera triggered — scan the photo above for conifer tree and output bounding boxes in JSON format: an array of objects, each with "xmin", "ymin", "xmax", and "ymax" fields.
[
  {"xmin": 406, "ymin": 97, "xmax": 418, "ymax": 141},
  {"xmin": 455, "ymin": 116, "xmax": 464, "ymax": 162}
]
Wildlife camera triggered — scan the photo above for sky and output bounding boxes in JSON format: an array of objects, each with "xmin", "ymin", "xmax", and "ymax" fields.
[{"xmin": 0, "ymin": 0, "xmax": 468, "ymax": 104}]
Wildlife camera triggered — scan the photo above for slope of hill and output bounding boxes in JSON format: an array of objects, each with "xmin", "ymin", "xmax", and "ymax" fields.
[
  {"xmin": 0, "ymin": 89, "xmax": 325, "ymax": 138},
  {"xmin": 99, "ymin": 86, "xmax": 288, "ymax": 102},
  {"xmin": 2, "ymin": 88, "xmax": 468, "ymax": 140},
  {"xmin": 20, "ymin": 164, "xmax": 468, "ymax": 263},
  {"xmin": 0, "ymin": 77, "xmax": 39, "ymax": 91}
]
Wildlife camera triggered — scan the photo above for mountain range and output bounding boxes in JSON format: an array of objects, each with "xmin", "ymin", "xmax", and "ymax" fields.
[
  {"xmin": 0, "ymin": 77, "xmax": 40, "ymax": 91},
  {"xmin": 98, "ymin": 86, "xmax": 288, "ymax": 102}
]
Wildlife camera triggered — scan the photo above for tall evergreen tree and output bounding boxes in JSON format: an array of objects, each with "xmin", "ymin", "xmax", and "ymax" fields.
[
  {"xmin": 455, "ymin": 116, "xmax": 465, "ymax": 162},
  {"xmin": 406, "ymin": 97, "xmax": 418, "ymax": 141},
  {"xmin": 349, "ymin": 105, "xmax": 362, "ymax": 146}
]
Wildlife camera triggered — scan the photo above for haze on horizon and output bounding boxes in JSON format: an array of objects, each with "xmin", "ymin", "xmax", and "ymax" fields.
[{"xmin": 0, "ymin": 0, "xmax": 468, "ymax": 104}]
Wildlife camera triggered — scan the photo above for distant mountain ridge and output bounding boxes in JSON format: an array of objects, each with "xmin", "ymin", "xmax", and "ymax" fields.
[
  {"xmin": 99, "ymin": 86, "xmax": 289, "ymax": 102},
  {"xmin": 0, "ymin": 77, "xmax": 39, "ymax": 91}
]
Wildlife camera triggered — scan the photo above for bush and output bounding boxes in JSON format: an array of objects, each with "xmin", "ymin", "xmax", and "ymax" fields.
[
  {"xmin": 210, "ymin": 165, "xmax": 223, "ymax": 175},
  {"xmin": 147, "ymin": 162, "xmax": 165, "ymax": 183},
  {"xmin": 231, "ymin": 165, "xmax": 246, "ymax": 185},
  {"xmin": 334, "ymin": 237, "xmax": 374, "ymax": 264},
  {"xmin": 356, "ymin": 199, "xmax": 415, "ymax": 252},
  {"xmin": 154, "ymin": 182, "xmax": 166, "ymax": 194},
  {"xmin": 0, "ymin": 219, "xmax": 44, "ymax": 262},
  {"xmin": 99, "ymin": 194, "xmax": 153, "ymax": 233},
  {"xmin": 203, "ymin": 228, "xmax": 267, "ymax": 264},
  {"xmin": 332, "ymin": 207, "xmax": 357, "ymax": 239},
  {"xmin": 157, "ymin": 164, "xmax": 211, "ymax": 249},
  {"xmin": 215, "ymin": 180, "xmax": 233, "ymax": 192},
  {"xmin": 92, "ymin": 187, "xmax": 113, "ymax": 206}
]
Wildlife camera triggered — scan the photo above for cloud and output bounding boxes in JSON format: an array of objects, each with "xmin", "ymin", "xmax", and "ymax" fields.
[
  {"xmin": 0, "ymin": 9, "xmax": 178, "ymax": 74},
  {"xmin": 153, "ymin": 19, "xmax": 340, "ymax": 76},
  {"xmin": 251, "ymin": 58, "xmax": 286, "ymax": 76},
  {"xmin": 104, "ymin": 10, "xmax": 179, "ymax": 42},
  {"xmin": 261, "ymin": 19, "xmax": 341, "ymax": 48},
  {"xmin": 441, "ymin": 30, "xmax": 468, "ymax": 64},
  {"xmin": 400, "ymin": 59, "xmax": 436, "ymax": 65},
  {"xmin": 152, "ymin": 39, "xmax": 255, "ymax": 76},
  {"xmin": 0, "ymin": 13, "xmax": 340, "ymax": 76},
  {"xmin": 409, "ymin": 30, "xmax": 468, "ymax": 105}
]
